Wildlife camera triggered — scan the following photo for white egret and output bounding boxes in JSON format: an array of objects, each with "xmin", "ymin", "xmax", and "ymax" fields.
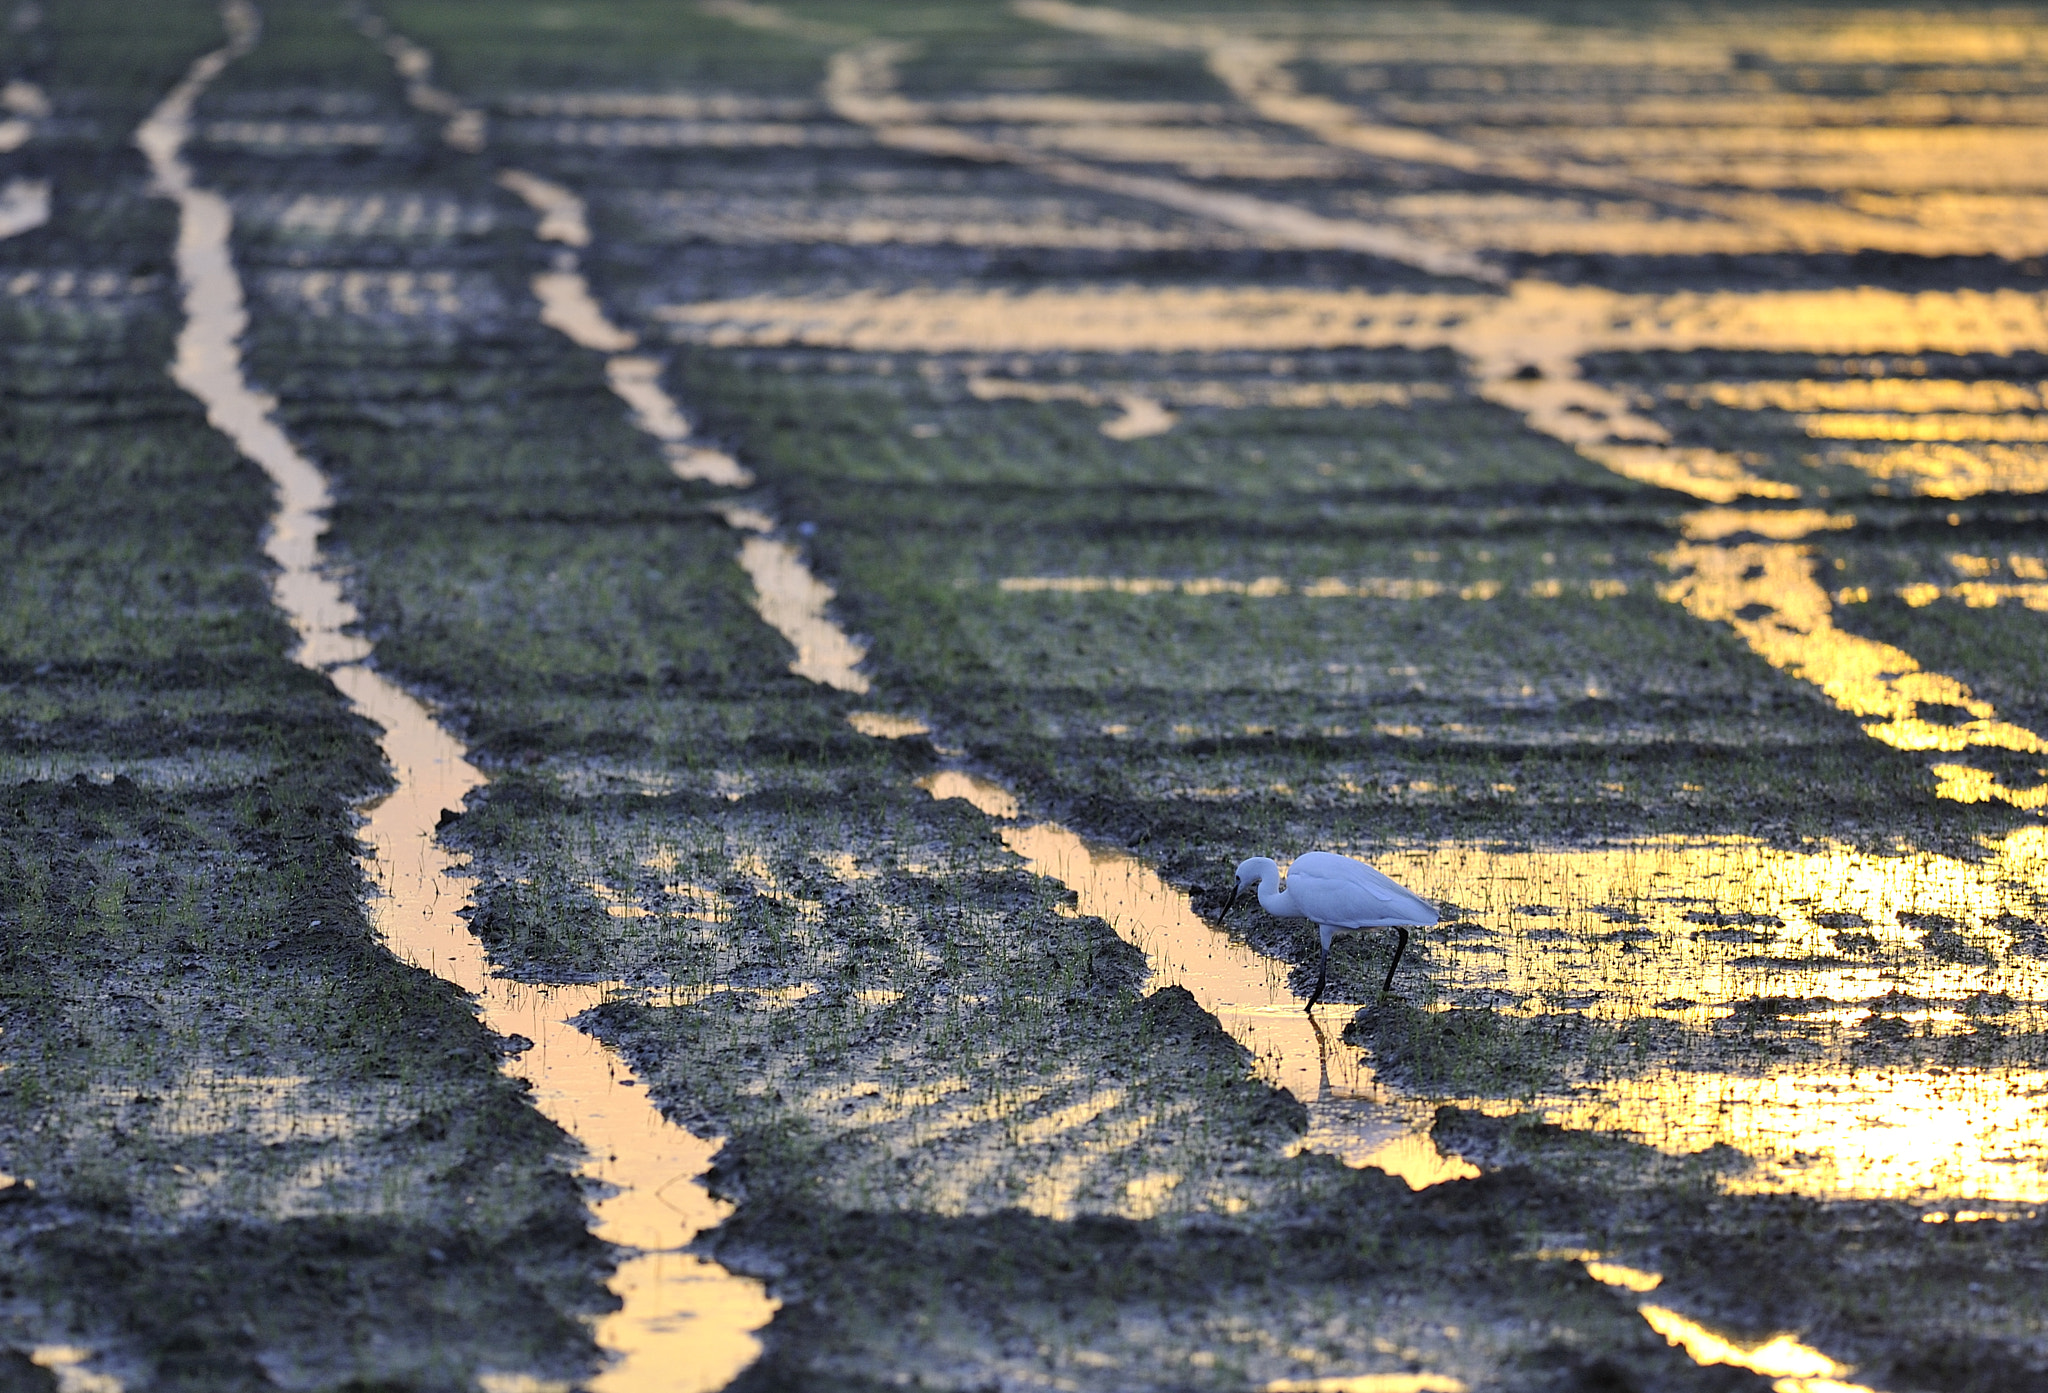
[{"xmin": 1221, "ymin": 852, "xmax": 1438, "ymax": 1008}]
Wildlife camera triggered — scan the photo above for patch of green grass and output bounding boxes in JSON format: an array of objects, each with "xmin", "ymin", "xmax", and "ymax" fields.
[{"xmin": 382, "ymin": 0, "xmax": 828, "ymax": 95}]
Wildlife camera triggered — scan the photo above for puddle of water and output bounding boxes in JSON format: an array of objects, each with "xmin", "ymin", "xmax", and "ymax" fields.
[
  {"xmin": 1677, "ymin": 510, "xmax": 1856, "ymax": 543},
  {"xmin": 29, "ymin": 1346, "xmax": 124, "ymax": 1393},
  {"xmin": 846, "ymin": 711, "xmax": 930, "ymax": 738},
  {"xmin": 1682, "ymin": 380, "xmax": 2048, "ymax": 415},
  {"xmin": 139, "ymin": 11, "xmax": 773, "ymax": 1388},
  {"xmin": 1638, "ymin": 1308, "xmax": 1873, "ymax": 1393},
  {"xmin": 1376, "ymin": 829, "xmax": 2048, "ymax": 1202},
  {"xmin": 1263, "ymin": 1375, "xmax": 1466, "ymax": 1393},
  {"xmin": 1950, "ymin": 553, "xmax": 2048, "ymax": 580},
  {"xmin": 0, "ymin": 176, "xmax": 48, "ymax": 238},
  {"xmin": 1560, "ymin": 1255, "xmax": 1876, "ymax": 1393},
  {"xmin": 1836, "ymin": 443, "xmax": 2048, "ymax": 497},
  {"xmin": 1900, "ymin": 579, "xmax": 2048, "ymax": 613},
  {"xmin": 1804, "ymin": 412, "xmax": 2048, "ymax": 444},
  {"xmin": 1581, "ymin": 1260, "xmax": 1662, "ymax": 1294},
  {"xmin": 1098, "ymin": 394, "xmax": 1175, "ymax": 440},
  {"xmin": 1559, "ymin": 1064, "xmax": 2048, "ymax": 1202},
  {"xmin": 1663, "ymin": 508, "xmax": 2048, "ymax": 811}
]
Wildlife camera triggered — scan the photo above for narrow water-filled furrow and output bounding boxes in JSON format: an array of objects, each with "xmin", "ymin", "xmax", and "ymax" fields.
[
  {"xmin": 814, "ymin": 35, "xmax": 1504, "ymax": 286},
  {"xmin": 138, "ymin": 8, "xmax": 774, "ymax": 1390},
  {"xmin": 487, "ymin": 168, "xmax": 870, "ymax": 698},
  {"xmin": 492, "ymin": 168, "xmax": 754, "ymax": 489}
]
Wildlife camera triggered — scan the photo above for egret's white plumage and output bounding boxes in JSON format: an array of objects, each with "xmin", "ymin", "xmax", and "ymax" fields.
[{"xmin": 1222, "ymin": 852, "xmax": 1437, "ymax": 1008}]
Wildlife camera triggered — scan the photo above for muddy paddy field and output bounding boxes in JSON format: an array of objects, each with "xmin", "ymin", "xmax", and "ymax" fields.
[{"xmin": 5, "ymin": 1, "xmax": 2048, "ymax": 1389}]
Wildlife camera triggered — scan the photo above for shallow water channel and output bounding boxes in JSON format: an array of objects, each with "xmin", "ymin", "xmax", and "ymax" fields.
[{"xmin": 138, "ymin": 10, "xmax": 773, "ymax": 1390}]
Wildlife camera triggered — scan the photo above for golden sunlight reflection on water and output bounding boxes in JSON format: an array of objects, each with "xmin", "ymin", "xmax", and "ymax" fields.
[
  {"xmin": 657, "ymin": 280, "xmax": 2048, "ymax": 503},
  {"xmin": 1376, "ymin": 828, "xmax": 2048, "ymax": 1202},
  {"xmin": 925, "ymin": 761, "xmax": 2048, "ymax": 1204},
  {"xmin": 917, "ymin": 770, "xmax": 1480, "ymax": 1187},
  {"xmin": 1637, "ymin": 1308, "xmax": 1874, "ymax": 1393},
  {"xmin": 1262, "ymin": 1376, "xmax": 1467, "ymax": 1393},
  {"xmin": 1663, "ymin": 506, "xmax": 2048, "ymax": 811}
]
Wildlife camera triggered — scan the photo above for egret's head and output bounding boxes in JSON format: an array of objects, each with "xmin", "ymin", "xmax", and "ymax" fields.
[{"xmin": 1220, "ymin": 856, "xmax": 1278, "ymax": 919}]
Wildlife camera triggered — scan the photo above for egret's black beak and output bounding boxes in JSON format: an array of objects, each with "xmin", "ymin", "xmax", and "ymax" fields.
[{"xmin": 1220, "ymin": 885, "xmax": 1241, "ymax": 920}]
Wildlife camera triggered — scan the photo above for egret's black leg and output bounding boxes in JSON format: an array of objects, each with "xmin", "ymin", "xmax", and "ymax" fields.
[
  {"xmin": 1306, "ymin": 941, "xmax": 1331, "ymax": 1011},
  {"xmin": 1381, "ymin": 926, "xmax": 1410, "ymax": 995}
]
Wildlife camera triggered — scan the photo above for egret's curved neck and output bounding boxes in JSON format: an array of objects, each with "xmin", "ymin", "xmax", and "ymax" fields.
[{"xmin": 1254, "ymin": 865, "xmax": 1296, "ymax": 918}]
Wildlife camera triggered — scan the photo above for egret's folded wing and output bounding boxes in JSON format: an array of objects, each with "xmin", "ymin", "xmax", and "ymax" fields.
[{"xmin": 1288, "ymin": 861, "xmax": 1438, "ymax": 927}]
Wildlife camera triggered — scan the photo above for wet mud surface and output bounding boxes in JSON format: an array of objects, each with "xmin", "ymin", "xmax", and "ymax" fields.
[{"xmin": 6, "ymin": 0, "xmax": 2048, "ymax": 1389}]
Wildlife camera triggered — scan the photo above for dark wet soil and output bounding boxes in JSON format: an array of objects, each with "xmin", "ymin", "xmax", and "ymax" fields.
[{"xmin": 7, "ymin": 0, "xmax": 2048, "ymax": 1388}]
